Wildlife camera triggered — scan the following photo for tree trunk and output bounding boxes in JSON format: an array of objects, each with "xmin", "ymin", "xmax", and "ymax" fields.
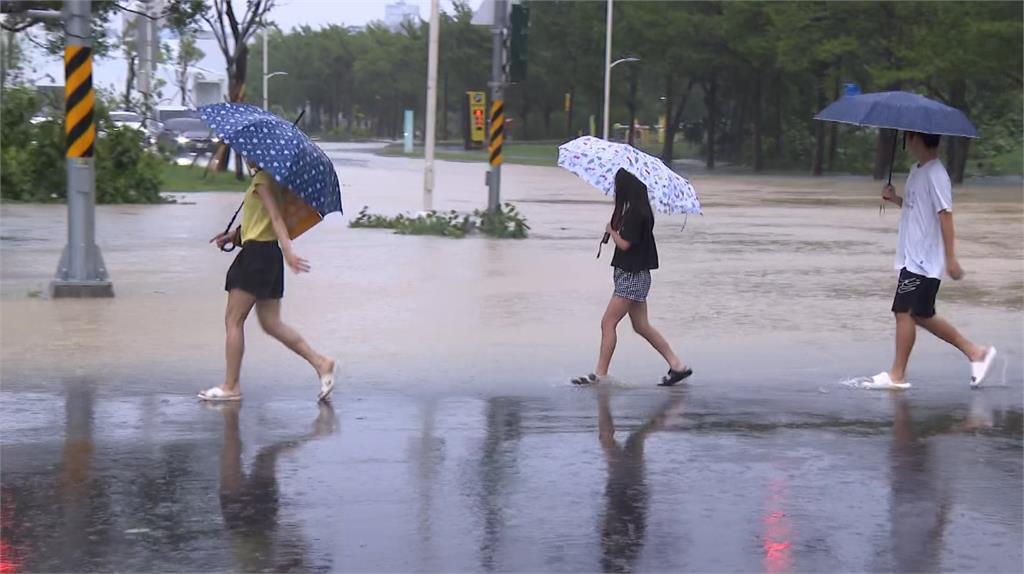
[
  {"xmin": 125, "ymin": 55, "xmax": 136, "ymax": 108},
  {"xmin": 774, "ymin": 71, "xmax": 784, "ymax": 160},
  {"xmin": 543, "ymin": 106, "xmax": 551, "ymax": 139},
  {"xmin": 811, "ymin": 72, "xmax": 826, "ymax": 176},
  {"xmin": 752, "ymin": 73, "xmax": 763, "ymax": 171},
  {"xmin": 731, "ymin": 92, "xmax": 746, "ymax": 161},
  {"xmin": 947, "ymin": 78, "xmax": 969, "ymax": 184},
  {"xmin": 874, "ymin": 128, "xmax": 897, "ymax": 181},
  {"xmin": 827, "ymin": 73, "xmax": 840, "ymax": 171},
  {"xmin": 705, "ymin": 74, "xmax": 718, "ymax": 170}
]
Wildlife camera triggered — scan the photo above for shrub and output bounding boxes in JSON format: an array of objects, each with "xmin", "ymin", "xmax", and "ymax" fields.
[
  {"xmin": 1, "ymin": 86, "xmax": 164, "ymax": 203},
  {"xmin": 349, "ymin": 203, "xmax": 529, "ymax": 239}
]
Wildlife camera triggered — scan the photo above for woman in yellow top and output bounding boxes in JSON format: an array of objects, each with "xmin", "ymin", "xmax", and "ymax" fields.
[{"xmin": 200, "ymin": 161, "xmax": 336, "ymax": 402}]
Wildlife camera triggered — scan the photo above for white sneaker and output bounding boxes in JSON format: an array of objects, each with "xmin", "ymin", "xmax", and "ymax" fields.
[
  {"xmin": 970, "ymin": 346, "xmax": 997, "ymax": 388},
  {"xmin": 863, "ymin": 372, "xmax": 911, "ymax": 390}
]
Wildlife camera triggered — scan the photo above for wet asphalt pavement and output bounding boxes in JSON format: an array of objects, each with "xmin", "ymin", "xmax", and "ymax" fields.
[{"xmin": 1, "ymin": 144, "xmax": 1022, "ymax": 572}]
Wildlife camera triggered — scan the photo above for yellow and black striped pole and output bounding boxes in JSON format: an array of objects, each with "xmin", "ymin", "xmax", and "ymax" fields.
[
  {"xmin": 64, "ymin": 44, "xmax": 95, "ymax": 158},
  {"xmin": 488, "ymin": 99, "xmax": 504, "ymax": 168},
  {"xmin": 51, "ymin": 0, "xmax": 112, "ymax": 297}
]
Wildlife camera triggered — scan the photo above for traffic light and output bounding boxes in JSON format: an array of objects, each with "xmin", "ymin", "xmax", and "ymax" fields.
[{"xmin": 508, "ymin": 4, "xmax": 529, "ymax": 83}]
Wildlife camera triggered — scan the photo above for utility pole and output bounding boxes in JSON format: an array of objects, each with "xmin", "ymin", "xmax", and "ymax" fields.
[
  {"xmin": 486, "ymin": 0, "xmax": 507, "ymax": 213},
  {"xmin": 136, "ymin": 0, "xmax": 158, "ymax": 114},
  {"xmin": 51, "ymin": 0, "xmax": 112, "ymax": 297},
  {"xmin": 260, "ymin": 25, "xmax": 268, "ymax": 111},
  {"xmin": 423, "ymin": 0, "xmax": 440, "ymax": 212},
  {"xmin": 601, "ymin": 0, "xmax": 613, "ymax": 140}
]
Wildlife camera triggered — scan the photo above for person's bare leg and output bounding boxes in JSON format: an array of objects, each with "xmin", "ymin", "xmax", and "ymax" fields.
[
  {"xmin": 255, "ymin": 299, "xmax": 335, "ymax": 377},
  {"xmin": 224, "ymin": 289, "xmax": 256, "ymax": 394},
  {"xmin": 914, "ymin": 315, "xmax": 987, "ymax": 362},
  {"xmin": 596, "ymin": 296, "xmax": 632, "ymax": 377},
  {"xmin": 889, "ymin": 312, "xmax": 916, "ymax": 383},
  {"xmin": 628, "ymin": 302, "xmax": 687, "ymax": 372}
]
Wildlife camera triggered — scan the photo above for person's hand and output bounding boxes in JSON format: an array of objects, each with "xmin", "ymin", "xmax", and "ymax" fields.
[
  {"xmin": 882, "ymin": 184, "xmax": 898, "ymax": 203},
  {"xmin": 284, "ymin": 249, "xmax": 311, "ymax": 274},
  {"xmin": 210, "ymin": 231, "xmax": 232, "ymax": 250},
  {"xmin": 947, "ymin": 257, "xmax": 965, "ymax": 280}
]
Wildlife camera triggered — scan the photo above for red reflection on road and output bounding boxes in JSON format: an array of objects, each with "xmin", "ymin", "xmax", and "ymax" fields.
[
  {"xmin": 762, "ymin": 480, "xmax": 792, "ymax": 573},
  {"xmin": 0, "ymin": 489, "xmax": 23, "ymax": 574}
]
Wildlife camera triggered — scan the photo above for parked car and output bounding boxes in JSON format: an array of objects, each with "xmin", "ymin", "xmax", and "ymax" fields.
[
  {"xmin": 157, "ymin": 117, "xmax": 218, "ymax": 154},
  {"xmin": 154, "ymin": 105, "xmax": 199, "ymax": 123},
  {"xmin": 109, "ymin": 110, "xmax": 144, "ymax": 131}
]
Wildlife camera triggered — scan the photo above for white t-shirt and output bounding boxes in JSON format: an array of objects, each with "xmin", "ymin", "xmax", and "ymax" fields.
[{"xmin": 895, "ymin": 159, "xmax": 953, "ymax": 279}]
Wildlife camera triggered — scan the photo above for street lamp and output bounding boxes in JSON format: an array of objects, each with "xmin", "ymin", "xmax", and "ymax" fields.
[
  {"xmin": 262, "ymin": 27, "xmax": 288, "ymax": 110},
  {"xmin": 601, "ymin": 0, "xmax": 641, "ymax": 140},
  {"xmin": 602, "ymin": 56, "xmax": 640, "ymax": 141}
]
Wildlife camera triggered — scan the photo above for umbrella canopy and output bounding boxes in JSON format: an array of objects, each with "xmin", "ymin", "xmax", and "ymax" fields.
[
  {"xmin": 557, "ymin": 136, "xmax": 701, "ymax": 215},
  {"xmin": 199, "ymin": 103, "xmax": 342, "ymax": 215},
  {"xmin": 814, "ymin": 91, "xmax": 978, "ymax": 138}
]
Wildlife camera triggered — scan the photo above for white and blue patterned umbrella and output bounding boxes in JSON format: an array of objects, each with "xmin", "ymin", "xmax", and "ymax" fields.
[
  {"xmin": 557, "ymin": 136, "xmax": 700, "ymax": 215},
  {"xmin": 199, "ymin": 103, "xmax": 342, "ymax": 215}
]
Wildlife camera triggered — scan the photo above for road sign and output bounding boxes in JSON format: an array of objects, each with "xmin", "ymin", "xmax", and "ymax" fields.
[{"xmin": 466, "ymin": 91, "xmax": 486, "ymax": 149}]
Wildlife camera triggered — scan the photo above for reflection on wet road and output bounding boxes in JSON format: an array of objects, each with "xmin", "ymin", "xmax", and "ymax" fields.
[{"xmin": 1, "ymin": 382, "xmax": 1020, "ymax": 572}]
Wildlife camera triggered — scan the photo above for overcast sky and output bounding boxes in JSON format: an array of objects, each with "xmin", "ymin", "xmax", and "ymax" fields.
[
  {"xmin": 269, "ymin": 0, "xmax": 460, "ymax": 31},
  {"xmin": 21, "ymin": 0, "xmax": 473, "ymax": 99}
]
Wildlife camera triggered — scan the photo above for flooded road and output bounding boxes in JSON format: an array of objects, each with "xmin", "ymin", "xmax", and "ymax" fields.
[{"xmin": 2, "ymin": 144, "xmax": 1022, "ymax": 572}]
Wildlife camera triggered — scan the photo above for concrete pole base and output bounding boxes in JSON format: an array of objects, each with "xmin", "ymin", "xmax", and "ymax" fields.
[{"xmin": 50, "ymin": 280, "xmax": 114, "ymax": 298}]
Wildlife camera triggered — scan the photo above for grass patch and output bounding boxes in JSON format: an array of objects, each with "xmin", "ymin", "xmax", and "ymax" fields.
[
  {"xmin": 376, "ymin": 139, "xmax": 699, "ymax": 166},
  {"xmin": 972, "ymin": 144, "xmax": 1023, "ymax": 177},
  {"xmin": 349, "ymin": 203, "xmax": 529, "ymax": 239},
  {"xmin": 161, "ymin": 163, "xmax": 248, "ymax": 192}
]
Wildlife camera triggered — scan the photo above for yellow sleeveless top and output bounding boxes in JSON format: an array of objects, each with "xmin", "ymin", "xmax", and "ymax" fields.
[{"xmin": 241, "ymin": 170, "xmax": 283, "ymax": 244}]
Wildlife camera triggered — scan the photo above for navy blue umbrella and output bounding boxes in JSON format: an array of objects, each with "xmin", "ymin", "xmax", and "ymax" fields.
[
  {"xmin": 199, "ymin": 103, "xmax": 342, "ymax": 215},
  {"xmin": 815, "ymin": 91, "xmax": 978, "ymax": 185}
]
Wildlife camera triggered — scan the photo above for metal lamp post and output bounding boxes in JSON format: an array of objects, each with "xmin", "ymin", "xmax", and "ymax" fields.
[
  {"xmin": 262, "ymin": 27, "xmax": 288, "ymax": 110},
  {"xmin": 600, "ymin": 0, "xmax": 641, "ymax": 141}
]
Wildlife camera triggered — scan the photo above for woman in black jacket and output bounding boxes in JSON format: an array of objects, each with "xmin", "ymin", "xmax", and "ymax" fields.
[{"xmin": 574, "ymin": 169, "xmax": 691, "ymax": 386}]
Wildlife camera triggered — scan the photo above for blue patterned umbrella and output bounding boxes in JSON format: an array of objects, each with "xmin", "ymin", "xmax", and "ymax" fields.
[{"xmin": 199, "ymin": 103, "xmax": 342, "ymax": 215}]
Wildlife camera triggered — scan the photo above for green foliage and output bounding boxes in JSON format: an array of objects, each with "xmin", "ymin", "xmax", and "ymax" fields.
[
  {"xmin": 249, "ymin": 0, "xmax": 1020, "ymax": 176},
  {"xmin": 95, "ymin": 127, "xmax": 163, "ymax": 203},
  {"xmin": 1, "ymin": 86, "xmax": 165, "ymax": 203},
  {"xmin": 349, "ymin": 203, "xmax": 529, "ymax": 239},
  {"xmin": 475, "ymin": 203, "xmax": 530, "ymax": 239}
]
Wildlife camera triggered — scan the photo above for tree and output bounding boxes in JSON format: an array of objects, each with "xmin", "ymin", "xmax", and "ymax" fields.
[
  {"xmin": 0, "ymin": 30, "xmax": 22, "ymax": 90},
  {"xmin": 175, "ymin": 33, "xmax": 204, "ymax": 105},
  {"xmin": 202, "ymin": 0, "xmax": 275, "ymax": 176}
]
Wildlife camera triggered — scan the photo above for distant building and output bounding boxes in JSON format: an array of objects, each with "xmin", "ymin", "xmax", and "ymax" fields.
[{"xmin": 385, "ymin": 0, "xmax": 420, "ymax": 31}]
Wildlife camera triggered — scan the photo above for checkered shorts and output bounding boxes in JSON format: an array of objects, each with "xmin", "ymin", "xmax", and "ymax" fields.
[{"xmin": 613, "ymin": 268, "xmax": 651, "ymax": 302}]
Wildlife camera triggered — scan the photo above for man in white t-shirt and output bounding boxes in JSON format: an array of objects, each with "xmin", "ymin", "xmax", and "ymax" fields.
[{"xmin": 867, "ymin": 131, "xmax": 997, "ymax": 390}]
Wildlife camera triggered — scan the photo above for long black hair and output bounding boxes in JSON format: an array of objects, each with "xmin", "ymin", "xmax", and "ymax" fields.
[{"xmin": 612, "ymin": 168, "xmax": 653, "ymax": 228}]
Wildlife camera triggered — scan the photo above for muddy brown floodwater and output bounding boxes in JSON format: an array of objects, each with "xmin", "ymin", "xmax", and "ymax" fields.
[{"xmin": 1, "ymin": 143, "xmax": 1021, "ymax": 573}]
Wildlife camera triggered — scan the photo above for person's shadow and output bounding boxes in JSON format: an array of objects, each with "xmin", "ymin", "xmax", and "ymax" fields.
[
  {"xmin": 217, "ymin": 402, "xmax": 337, "ymax": 573},
  {"xmin": 596, "ymin": 387, "xmax": 686, "ymax": 573}
]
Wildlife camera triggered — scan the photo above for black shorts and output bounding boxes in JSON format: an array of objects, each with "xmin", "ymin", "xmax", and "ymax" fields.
[
  {"xmin": 891, "ymin": 267, "xmax": 940, "ymax": 318},
  {"xmin": 225, "ymin": 241, "xmax": 284, "ymax": 300}
]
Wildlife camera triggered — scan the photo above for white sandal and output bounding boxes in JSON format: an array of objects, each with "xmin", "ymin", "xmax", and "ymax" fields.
[
  {"xmin": 970, "ymin": 347, "xmax": 997, "ymax": 388},
  {"xmin": 198, "ymin": 386, "xmax": 242, "ymax": 402},
  {"xmin": 863, "ymin": 372, "xmax": 911, "ymax": 390},
  {"xmin": 317, "ymin": 363, "xmax": 337, "ymax": 402}
]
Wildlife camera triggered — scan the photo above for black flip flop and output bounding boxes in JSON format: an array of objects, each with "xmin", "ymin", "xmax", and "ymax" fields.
[
  {"xmin": 658, "ymin": 368, "xmax": 693, "ymax": 387},
  {"xmin": 572, "ymin": 373, "xmax": 598, "ymax": 385}
]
